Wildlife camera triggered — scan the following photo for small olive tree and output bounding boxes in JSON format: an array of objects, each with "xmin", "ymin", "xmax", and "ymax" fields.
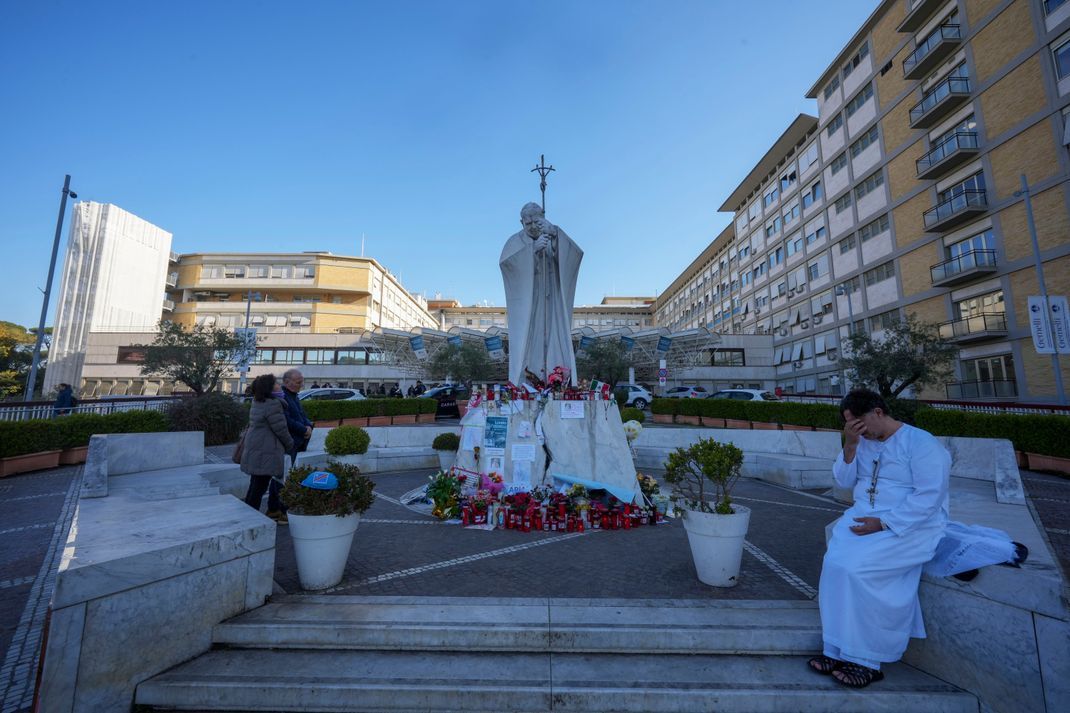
[
  {"xmin": 663, "ymin": 437, "xmax": 744, "ymax": 515},
  {"xmin": 842, "ymin": 314, "xmax": 957, "ymax": 400},
  {"xmin": 576, "ymin": 338, "xmax": 631, "ymax": 387},
  {"xmin": 136, "ymin": 321, "xmax": 247, "ymax": 395},
  {"xmin": 428, "ymin": 342, "xmax": 494, "ymax": 388}
]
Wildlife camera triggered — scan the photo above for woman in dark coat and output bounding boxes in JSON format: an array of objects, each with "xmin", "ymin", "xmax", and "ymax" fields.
[{"xmin": 241, "ymin": 374, "xmax": 295, "ymax": 523}]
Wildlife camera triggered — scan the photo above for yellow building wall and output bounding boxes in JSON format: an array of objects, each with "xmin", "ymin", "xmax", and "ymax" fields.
[
  {"xmin": 966, "ymin": 0, "xmax": 1009, "ymax": 27},
  {"xmin": 970, "ymin": 0, "xmax": 1035, "ymax": 84},
  {"xmin": 877, "ymin": 43, "xmax": 912, "ymax": 112},
  {"xmin": 899, "ymin": 242, "xmax": 942, "ymax": 297},
  {"xmin": 872, "ymin": 0, "xmax": 907, "ymax": 70},
  {"xmin": 892, "ymin": 191, "xmax": 933, "ymax": 248},
  {"xmin": 886, "ymin": 137, "xmax": 925, "ymax": 201},
  {"xmin": 881, "ymin": 96, "xmax": 917, "ymax": 155},
  {"xmin": 988, "ymin": 120, "xmax": 1061, "ymax": 201},
  {"xmin": 1016, "ymin": 337, "xmax": 1070, "ymax": 400},
  {"xmin": 979, "ymin": 56, "xmax": 1047, "ymax": 140},
  {"xmin": 997, "ymin": 185, "xmax": 1070, "ymax": 261},
  {"xmin": 314, "ymin": 262, "xmax": 371, "ymax": 292}
]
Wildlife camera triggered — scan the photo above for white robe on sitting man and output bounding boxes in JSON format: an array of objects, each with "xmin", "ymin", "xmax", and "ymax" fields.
[{"xmin": 819, "ymin": 403, "xmax": 950, "ymax": 672}]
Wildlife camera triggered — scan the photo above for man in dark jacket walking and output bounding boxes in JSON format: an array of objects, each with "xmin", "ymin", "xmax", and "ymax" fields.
[
  {"xmin": 282, "ymin": 369, "xmax": 313, "ymax": 466},
  {"xmin": 53, "ymin": 383, "xmax": 75, "ymax": 416}
]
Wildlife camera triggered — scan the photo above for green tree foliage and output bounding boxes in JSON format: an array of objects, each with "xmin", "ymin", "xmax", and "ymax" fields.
[
  {"xmin": 428, "ymin": 342, "xmax": 493, "ymax": 387},
  {"xmin": 0, "ymin": 321, "xmax": 43, "ymax": 398},
  {"xmin": 136, "ymin": 321, "xmax": 246, "ymax": 396},
  {"xmin": 663, "ymin": 437, "xmax": 744, "ymax": 515},
  {"xmin": 576, "ymin": 339, "xmax": 630, "ymax": 387},
  {"xmin": 842, "ymin": 314, "xmax": 957, "ymax": 400}
]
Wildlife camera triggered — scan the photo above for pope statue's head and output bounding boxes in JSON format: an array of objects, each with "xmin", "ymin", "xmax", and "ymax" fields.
[{"xmin": 520, "ymin": 202, "xmax": 544, "ymax": 239}]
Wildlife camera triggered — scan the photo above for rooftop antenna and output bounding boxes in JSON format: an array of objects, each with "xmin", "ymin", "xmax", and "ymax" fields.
[{"xmin": 361, "ymin": 233, "xmax": 365, "ymax": 257}]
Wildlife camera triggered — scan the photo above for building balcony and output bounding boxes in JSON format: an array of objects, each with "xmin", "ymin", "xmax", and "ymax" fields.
[
  {"xmin": 930, "ymin": 248, "xmax": 997, "ymax": 287},
  {"xmin": 945, "ymin": 379, "xmax": 1018, "ymax": 399},
  {"xmin": 924, "ymin": 189, "xmax": 987, "ymax": 232},
  {"xmin": 899, "ymin": 0, "xmax": 948, "ymax": 32},
  {"xmin": 909, "ymin": 76, "xmax": 970, "ymax": 129},
  {"xmin": 916, "ymin": 131, "xmax": 980, "ymax": 179},
  {"xmin": 169, "ymin": 251, "xmax": 179, "ymax": 263},
  {"xmin": 162, "ymin": 299, "xmax": 175, "ymax": 312},
  {"xmin": 904, "ymin": 24, "xmax": 962, "ymax": 80},
  {"xmin": 166, "ymin": 272, "xmax": 178, "ymax": 288},
  {"xmin": 938, "ymin": 312, "xmax": 1007, "ymax": 343}
]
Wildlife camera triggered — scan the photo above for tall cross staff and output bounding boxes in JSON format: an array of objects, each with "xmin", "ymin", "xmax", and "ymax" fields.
[
  {"xmin": 530, "ymin": 154, "xmax": 555, "ymax": 376},
  {"xmin": 531, "ymin": 154, "xmax": 554, "ymax": 211}
]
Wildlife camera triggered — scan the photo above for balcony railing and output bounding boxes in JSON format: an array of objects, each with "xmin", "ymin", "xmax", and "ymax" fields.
[
  {"xmin": 924, "ymin": 189, "xmax": 987, "ymax": 232},
  {"xmin": 945, "ymin": 379, "xmax": 1018, "ymax": 399},
  {"xmin": 166, "ymin": 272, "xmax": 178, "ymax": 288},
  {"xmin": 938, "ymin": 312, "xmax": 1007, "ymax": 342},
  {"xmin": 169, "ymin": 251, "xmax": 179, "ymax": 263},
  {"xmin": 909, "ymin": 76, "xmax": 970, "ymax": 128},
  {"xmin": 904, "ymin": 24, "xmax": 962, "ymax": 80},
  {"xmin": 162, "ymin": 299, "xmax": 175, "ymax": 311},
  {"xmin": 899, "ymin": 0, "xmax": 947, "ymax": 32},
  {"xmin": 930, "ymin": 248, "xmax": 997, "ymax": 287},
  {"xmin": 916, "ymin": 131, "xmax": 979, "ymax": 179}
]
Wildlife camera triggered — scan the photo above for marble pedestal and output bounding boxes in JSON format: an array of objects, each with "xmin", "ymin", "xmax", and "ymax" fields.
[{"xmin": 455, "ymin": 399, "xmax": 640, "ymax": 503}]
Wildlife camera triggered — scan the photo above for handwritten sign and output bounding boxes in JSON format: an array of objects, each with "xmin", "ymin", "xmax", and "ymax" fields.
[{"xmin": 560, "ymin": 402, "xmax": 585, "ymax": 419}]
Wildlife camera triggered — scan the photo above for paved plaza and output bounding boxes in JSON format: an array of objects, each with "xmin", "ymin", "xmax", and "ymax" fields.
[{"xmin": 2, "ymin": 444, "xmax": 1069, "ymax": 712}]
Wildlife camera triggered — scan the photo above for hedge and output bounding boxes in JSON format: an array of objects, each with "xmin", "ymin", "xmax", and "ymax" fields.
[
  {"xmin": 915, "ymin": 409, "xmax": 1070, "ymax": 458},
  {"xmin": 0, "ymin": 409, "xmax": 171, "ymax": 459},
  {"xmin": 302, "ymin": 398, "xmax": 435, "ymax": 421},
  {"xmin": 650, "ymin": 398, "xmax": 678, "ymax": 416},
  {"xmin": 620, "ymin": 407, "xmax": 645, "ymax": 424}
]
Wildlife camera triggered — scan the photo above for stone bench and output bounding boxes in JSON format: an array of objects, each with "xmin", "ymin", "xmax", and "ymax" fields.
[
  {"xmin": 633, "ymin": 427, "xmax": 842, "ymax": 489},
  {"xmin": 38, "ymin": 432, "xmax": 274, "ymax": 713}
]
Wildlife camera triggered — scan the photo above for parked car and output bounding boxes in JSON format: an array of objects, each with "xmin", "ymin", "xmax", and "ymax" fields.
[
  {"xmin": 708, "ymin": 389, "xmax": 779, "ymax": 401},
  {"xmin": 298, "ymin": 387, "xmax": 365, "ymax": 401},
  {"xmin": 421, "ymin": 384, "xmax": 471, "ymax": 418},
  {"xmin": 613, "ymin": 383, "xmax": 654, "ymax": 410},
  {"xmin": 662, "ymin": 386, "xmax": 709, "ymax": 399}
]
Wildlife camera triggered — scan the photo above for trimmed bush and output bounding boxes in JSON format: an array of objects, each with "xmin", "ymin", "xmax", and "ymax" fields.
[
  {"xmin": 432, "ymin": 432, "xmax": 460, "ymax": 451},
  {"xmin": 324, "ymin": 425, "xmax": 371, "ymax": 456},
  {"xmin": 167, "ymin": 393, "xmax": 247, "ymax": 446},
  {"xmin": 915, "ymin": 409, "xmax": 1070, "ymax": 458},
  {"xmin": 0, "ymin": 419, "xmax": 57, "ymax": 458},
  {"xmin": 699, "ymin": 397, "xmax": 749, "ymax": 421},
  {"xmin": 282, "ymin": 460, "xmax": 375, "ymax": 517},
  {"xmin": 677, "ymin": 398, "xmax": 704, "ymax": 417},
  {"xmin": 620, "ymin": 407, "xmax": 645, "ymax": 424},
  {"xmin": 53, "ymin": 414, "xmax": 111, "ymax": 449},
  {"xmin": 0, "ymin": 408, "xmax": 171, "ymax": 458},
  {"xmin": 650, "ymin": 398, "xmax": 678, "ymax": 416}
]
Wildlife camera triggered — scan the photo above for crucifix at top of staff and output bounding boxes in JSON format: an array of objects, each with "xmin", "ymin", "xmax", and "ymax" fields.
[{"xmin": 531, "ymin": 154, "xmax": 556, "ymax": 378}]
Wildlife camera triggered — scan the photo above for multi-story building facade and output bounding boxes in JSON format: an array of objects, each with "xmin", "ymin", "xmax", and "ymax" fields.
[
  {"xmin": 168, "ymin": 252, "xmax": 437, "ymax": 334},
  {"xmin": 432, "ymin": 297, "xmax": 655, "ymax": 332},
  {"xmin": 45, "ymin": 202, "xmax": 173, "ymax": 394},
  {"xmin": 667, "ymin": 0, "xmax": 1070, "ymax": 402}
]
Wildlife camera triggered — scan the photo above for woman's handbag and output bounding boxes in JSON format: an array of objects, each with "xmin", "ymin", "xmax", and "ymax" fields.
[{"xmin": 232, "ymin": 428, "xmax": 248, "ymax": 464}]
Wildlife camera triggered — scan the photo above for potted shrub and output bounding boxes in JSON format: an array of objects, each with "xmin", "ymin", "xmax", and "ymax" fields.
[
  {"xmin": 676, "ymin": 398, "xmax": 702, "ymax": 426},
  {"xmin": 432, "ymin": 432, "xmax": 460, "ymax": 471},
  {"xmin": 620, "ymin": 407, "xmax": 644, "ymax": 424},
  {"xmin": 720, "ymin": 399, "xmax": 751, "ymax": 430},
  {"xmin": 56, "ymin": 413, "xmax": 109, "ymax": 464},
  {"xmin": 417, "ymin": 398, "xmax": 437, "ymax": 424},
  {"xmin": 650, "ymin": 398, "xmax": 675, "ymax": 425},
  {"xmin": 324, "ymin": 424, "xmax": 371, "ymax": 467},
  {"xmin": 281, "ymin": 461, "xmax": 376, "ymax": 590},
  {"xmin": 340, "ymin": 400, "xmax": 371, "ymax": 427},
  {"xmin": 388, "ymin": 399, "xmax": 417, "ymax": 425},
  {"xmin": 367, "ymin": 400, "xmax": 391, "ymax": 427},
  {"xmin": 664, "ymin": 437, "xmax": 750, "ymax": 588},
  {"xmin": 0, "ymin": 419, "xmax": 61, "ymax": 477}
]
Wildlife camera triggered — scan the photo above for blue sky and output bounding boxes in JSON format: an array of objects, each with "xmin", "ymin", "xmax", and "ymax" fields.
[{"xmin": 0, "ymin": 0, "xmax": 876, "ymax": 328}]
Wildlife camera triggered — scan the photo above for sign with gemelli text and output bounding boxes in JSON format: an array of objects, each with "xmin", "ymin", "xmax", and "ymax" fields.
[
  {"xmin": 409, "ymin": 335, "xmax": 428, "ymax": 360},
  {"xmin": 485, "ymin": 335, "xmax": 505, "ymax": 361},
  {"xmin": 1049, "ymin": 295, "xmax": 1070, "ymax": 354},
  {"xmin": 656, "ymin": 336, "xmax": 672, "ymax": 352},
  {"xmin": 1028, "ymin": 296, "xmax": 1055, "ymax": 354}
]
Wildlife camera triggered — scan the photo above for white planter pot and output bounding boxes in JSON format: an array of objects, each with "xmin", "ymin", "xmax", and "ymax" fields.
[
  {"xmin": 437, "ymin": 450, "xmax": 457, "ymax": 471},
  {"xmin": 287, "ymin": 512, "xmax": 361, "ymax": 590},
  {"xmin": 332, "ymin": 453, "xmax": 367, "ymax": 469},
  {"xmin": 680, "ymin": 505, "xmax": 751, "ymax": 588}
]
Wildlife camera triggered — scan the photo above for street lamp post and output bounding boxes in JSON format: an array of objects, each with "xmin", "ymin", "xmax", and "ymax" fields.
[{"xmin": 25, "ymin": 175, "xmax": 77, "ymax": 402}]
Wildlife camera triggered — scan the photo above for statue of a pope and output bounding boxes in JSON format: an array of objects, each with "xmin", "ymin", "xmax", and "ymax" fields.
[{"xmin": 499, "ymin": 202, "xmax": 583, "ymax": 386}]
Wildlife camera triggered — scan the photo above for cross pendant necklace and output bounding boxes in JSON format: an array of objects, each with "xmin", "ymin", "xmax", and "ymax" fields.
[{"xmin": 867, "ymin": 455, "xmax": 882, "ymax": 507}]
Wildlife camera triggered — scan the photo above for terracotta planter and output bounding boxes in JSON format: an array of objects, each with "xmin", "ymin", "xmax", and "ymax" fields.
[
  {"xmin": 652, "ymin": 414, "xmax": 674, "ymax": 424},
  {"xmin": 417, "ymin": 413, "xmax": 436, "ymax": 424},
  {"xmin": 0, "ymin": 450, "xmax": 62, "ymax": 478},
  {"xmin": 677, "ymin": 415, "xmax": 700, "ymax": 426},
  {"xmin": 314, "ymin": 419, "xmax": 340, "ymax": 429},
  {"xmin": 1014, "ymin": 451, "xmax": 1028, "ymax": 469},
  {"xmin": 341, "ymin": 417, "xmax": 369, "ymax": 427},
  {"xmin": 391, "ymin": 414, "xmax": 417, "ymax": 425},
  {"xmin": 59, "ymin": 446, "xmax": 89, "ymax": 465},
  {"xmin": 780, "ymin": 424, "xmax": 812, "ymax": 432},
  {"xmin": 700, "ymin": 416, "xmax": 726, "ymax": 428},
  {"xmin": 368, "ymin": 416, "xmax": 391, "ymax": 427},
  {"xmin": 724, "ymin": 419, "xmax": 751, "ymax": 430},
  {"xmin": 1024, "ymin": 453, "xmax": 1070, "ymax": 475},
  {"xmin": 815, "ymin": 427, "xmax": 841, "ymax": 433},
  {"xmin": 750, "ymin": 421, "xmax": 780, "ymax": 431}
]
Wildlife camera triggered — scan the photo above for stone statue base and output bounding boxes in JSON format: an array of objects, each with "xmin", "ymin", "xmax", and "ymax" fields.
[{"xmin": 454, "ymin": 398, "xmax": 640, "ymax": 504}]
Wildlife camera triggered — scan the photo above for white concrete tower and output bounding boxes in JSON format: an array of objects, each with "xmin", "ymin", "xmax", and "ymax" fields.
[{"xmin": 45, "ymin": 202, "xmax": 172, "ymax": 394}]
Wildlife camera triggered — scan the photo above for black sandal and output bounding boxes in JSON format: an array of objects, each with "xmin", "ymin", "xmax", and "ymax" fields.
[
  {"xmin": 1000, "ymin": 541, "xmax": 1029, "ymax": 568},
  {"xmin": 808, "ymin": 655, "xmax": 841, "ymax": 675},
  {"xmin": 832, "ymin": 662, "xmax": 884, "ymax": 688}
]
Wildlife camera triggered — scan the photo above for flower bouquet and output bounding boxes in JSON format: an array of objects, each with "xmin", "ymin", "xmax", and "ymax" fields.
[
  {"xmin": 427, "ymin": 469, "xmax": 465, "ymax": 519},
  {"xmin": 481, "ymin": 471, "xmax": 504, "ymax": 496}
]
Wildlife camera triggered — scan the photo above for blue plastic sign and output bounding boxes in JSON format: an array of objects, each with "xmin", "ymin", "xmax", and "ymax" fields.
[
  {"xmin": 447, "ymin": 335, "xmax": 463, "ymax": 347},
  {"xmin": 579, "ymin": 335, "xmax": 595, "ymax": 350},
  {"xmin": 485, "ymin": 335, "xmax": 505, "ymax": 361},
  {"xmin": 656, "ymin": 336, "xmax": 672, "ymax": 353},
  {"xmin": 620, "ymin": 336, "xmax": 635, "ymax": 351},
  {"xmin": 301, "ymin": 471, "xmax": 339, "ymax": 490},
  {"xmin": 409, "ymin": 335, "xmax": 428, "ymax": 361}
]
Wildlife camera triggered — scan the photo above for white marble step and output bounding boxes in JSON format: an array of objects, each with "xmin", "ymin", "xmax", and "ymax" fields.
[
  {"xmin": 136, "ymin": 649, "xmax": 977, "ymax": 713},
  {"xmin": 213, "ymin": 596, "xmax": 823, "ymax": 654}
]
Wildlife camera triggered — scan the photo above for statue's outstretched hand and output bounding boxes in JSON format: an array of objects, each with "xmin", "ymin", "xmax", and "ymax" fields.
[{"xmin": 534, "ymin": 235, "xmax": 553, "ymax": 253}]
